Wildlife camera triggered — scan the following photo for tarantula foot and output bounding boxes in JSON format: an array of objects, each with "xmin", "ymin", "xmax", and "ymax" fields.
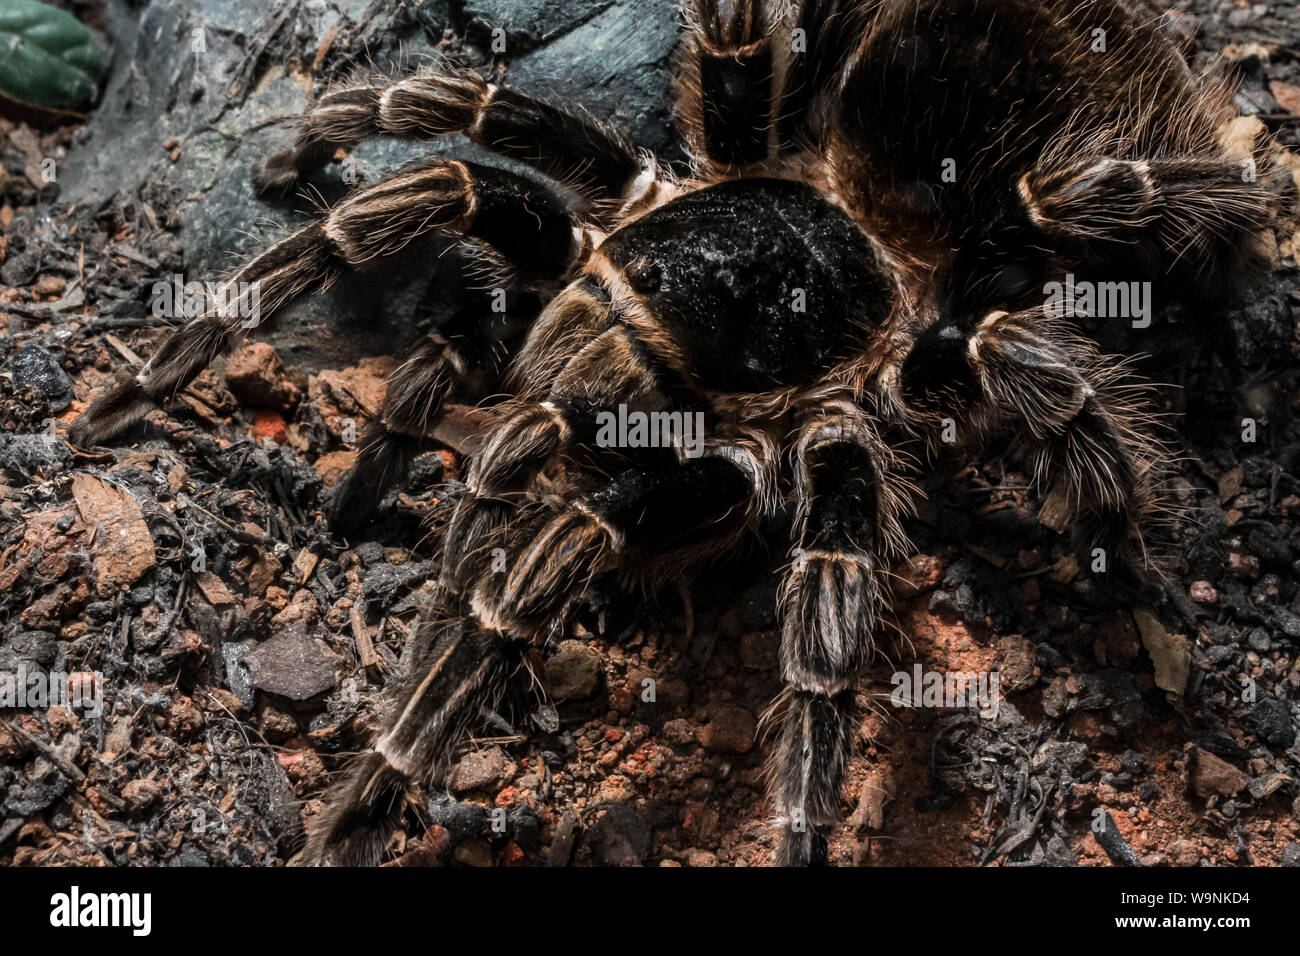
[
  {"xmin": 300, "ymin": 752, "xmax": 409, "ymax": 867},
  {"xmin": 776, "ymin": 825, "xmax": 831, "ymax": 867},
  {"xmin": 68, "ymin": 376, "xmax": 157, "ymax": 448}
]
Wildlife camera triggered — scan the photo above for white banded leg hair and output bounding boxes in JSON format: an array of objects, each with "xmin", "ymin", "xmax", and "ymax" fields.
[
  {"xmin": 70, "ymin": 159, "xmax": 582, "ymax": 452},
  {"xmin": 768, "ymin": 411, "xmax": 913, "ymax": 866},
  {"xmin": 252, "ymin": 65, "xmax": 669, "ymax": 219},
  {"xmin": 304, "ymin": 431, "xmax": 778, "ymax": 865}
]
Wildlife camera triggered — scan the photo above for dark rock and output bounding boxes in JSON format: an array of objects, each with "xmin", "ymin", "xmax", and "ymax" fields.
[
  {"xmin": 9, "ymin": 346, "xmax": 73, "ymax": 411},
  {"xmin": 1118, "ymin": 750, "xmax": 1147, "ymax": 774},
  {"xmin": 1251, "ymin": 698, "xmax": 1295, "ymax": 748},
  {"xmin": 354, "ymin": 541, "xmax": 385, "ymax": 567},
  {"xmin": 1282, "ymin": 844, "xmax": 1300, "ymax": 867},
  {"xmin": 463, "ymin": 0, "xmax": 607, "ymax": 51},
  {"xmin": 0, "ymin": 250, "xmax": 39, "ymax": 287},
  {"xmin": 1091, "ymin": 809, "xmax": 1141, "ymax": 866},
  {"xmin": 3, "ymin": 759, "xmax": 71, "ymax": 817},
  {"xmin": 167, "ymin": 846, "xmax": 211, "ymax": 866},
  {"xmin": 1247, "ymin": 527, "xmax": 1293, "ymax": 567},
  {"xmin": 406, "ymin": 452, "xmax": 445, "ymax": 490},
  {"xmin": 0, "ymin": 630, "xmax": 58, "ymax": 670},
  {"xmin": 362, "ymin": 560, "xmax": 436, "ymax": 602},
  {"xmin": 929, "ymin": 584, "xmax": 979, "ymax": 620},
  {"xmin": 242, "ymin": 627, "xmax": 338, "ymax": 702},
  {"xmin": 426, "ymin": 792, "xmax": 486, "ymax": 844},
  {"xmin": 505, "ymin": 807, "xmax": 541, "ymax": 850},
  {"xmin": 1272, "ymin": 608, "xmax": 1300, "ymax": 641},
  {"xmin": 1203, "ymin": 645, "xmax": 1234, "ymax": 666}
]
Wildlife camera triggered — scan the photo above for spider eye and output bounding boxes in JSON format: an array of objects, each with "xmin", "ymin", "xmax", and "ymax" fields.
[{"xmin": 627, "ymin": 260, "xmax": 662, "ymax": 293}]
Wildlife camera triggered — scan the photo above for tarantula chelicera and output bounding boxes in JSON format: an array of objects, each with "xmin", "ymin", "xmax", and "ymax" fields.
[{"xmin": 71, "ymin": 0, "xmax": 1288, "ymax": 865}]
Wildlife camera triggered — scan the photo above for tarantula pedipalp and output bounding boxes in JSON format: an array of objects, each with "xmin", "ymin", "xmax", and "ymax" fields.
[{"xmin": 70, "ymin": 0, "xmax": 1287, "ymax": 866}]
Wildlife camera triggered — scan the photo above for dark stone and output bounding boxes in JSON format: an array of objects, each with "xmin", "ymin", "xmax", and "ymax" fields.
[
  {"xmin": 427, "ymin": 792, "xmax": 487, "ymax": 844},
  {"xmin": 9, "ymin": 346, "xmax": 73, "ymax": 411},
  {"xmin": 1203, "ymin": 645, "xmax": 1234, "ymax": 666},
  {"xmin": 362, "ymin": 560, "xmax": 436, "ymax": 602},
  {"xmin": 62, "ymin": 0, "xmax": 679, "ymax": 370},
  {"xmin": 406, "ymin": 452, "xmax": 445, "ymax": 490},
  {"xmin": 242, "ymin": 627, "xmax": 338, "ymax": 702},
  {"xmin": 1251, "ymin": 698, "xmax": 1295, "ymax": 748},
  {"xmin": 1091, "ymin": 809, "xmax": 1141, "ymax": 866},
  {"xmin": 3, "ymin": 760, "xmax": 71, "ymax": 817},
  {"xmin": 505, "ymin": 806, "xmax": 541, "ymax": 850},
  {"xmin": 354, "ymin": 541, "xmax": 385, "ymax": 567},
  {"xmin": 167, "ymin": 846, "xmax": 212, "ymax": 866},
  {"xmin": 0, "ymin": 630, "xmax": 58, "ymax": 669},
  {"xmin": 1119, "ymin": 750, "xmax": 1147, "ymax": 774}
]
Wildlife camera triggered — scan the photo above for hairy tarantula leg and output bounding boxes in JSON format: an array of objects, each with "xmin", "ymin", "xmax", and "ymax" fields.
[
  {"xmin": 303, "ymin": 614, "xmax": 527, "ymax": 866},
  {"xmin": 469, "ymin": 439, "xmax": 777, "ymax": 631},
  {"xmin": 327, "ymin": 293, "xmax": 540, "ymax": 536},
  {"xmin": 679, "ymin": 0, "xmax": 778, "ymax": 169},
  {"xmin": 254, "ymin": 67, "xmax": 656, "ymax": 212},
  {"xmin": 774, "ymin": 0, "xmax": 874, "ymax": 151},
  {"xmin": 69, "ymin": 161, "xmax": 581, "ymax": 448},
  {"xmin": 1019, "ymin": 154, "xmax": 1279, "ymax": 288},
  {"xmin": 307, "ymin": 443, "xmax": 776, "ymax": 865},
  {"xmin": 899, "ymin": 309, "xmax": 1163, "ymax": 571},
  {"xmin": 770, "ymin": 413, "xmax": 911, "ymax": 866},
  {"xmin": 469, "ymin": 325, "xmax": 664, "ymax": 496}
]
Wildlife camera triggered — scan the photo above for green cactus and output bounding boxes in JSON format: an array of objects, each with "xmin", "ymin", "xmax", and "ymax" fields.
[{"xmin": 0, "ymin": 0, "xmax": 104, "ymax": 112}]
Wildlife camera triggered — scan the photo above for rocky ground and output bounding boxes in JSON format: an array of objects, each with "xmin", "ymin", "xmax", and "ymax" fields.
[{"xmin": 1, "ymin": 0, "xmax": 1299, "ymax": 867}]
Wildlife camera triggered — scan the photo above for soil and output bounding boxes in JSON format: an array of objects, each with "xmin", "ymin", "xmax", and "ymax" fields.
[{"xmin": 1, "ymin": 0, "xmax": 1298, "ymax": 867}]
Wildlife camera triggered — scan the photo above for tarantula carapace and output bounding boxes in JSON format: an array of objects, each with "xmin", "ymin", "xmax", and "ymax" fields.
[{"xmin": 71, "ymin": 0, "xmax": 1288, "ymax": 865}]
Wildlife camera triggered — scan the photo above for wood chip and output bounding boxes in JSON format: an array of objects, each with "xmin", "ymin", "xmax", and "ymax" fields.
[
  {"xmin": 350, "ymin": 604, "xmax": 380, "ymax": 670},
  {"xmin": 194, "ymin": 571, "xmax": 239, "ymax": 607},
  {"xmin": 1036, "ymin": 481, "xmax": 1073, "ymax": 533},
  {"xmin": 70, "ymin": 474, "xmax": 156, "ymax": 595},
  {"xmin": 1133, "ymin": 608, "xmax": 1189, "ymax": 711},
  {"xmin": 291, "ymin": 547, "xmax": 319, "ymax": 585}
]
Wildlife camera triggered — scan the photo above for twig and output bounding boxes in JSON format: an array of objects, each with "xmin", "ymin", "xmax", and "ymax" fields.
[{"xmin": 6, "ymin": 721, "xmax": 86, "ymax": 784}]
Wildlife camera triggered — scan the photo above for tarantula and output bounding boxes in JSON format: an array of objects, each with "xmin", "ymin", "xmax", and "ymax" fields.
[{"xmin": 71, "ymin": 0, "xmax": 1287, "ymax": 866}]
